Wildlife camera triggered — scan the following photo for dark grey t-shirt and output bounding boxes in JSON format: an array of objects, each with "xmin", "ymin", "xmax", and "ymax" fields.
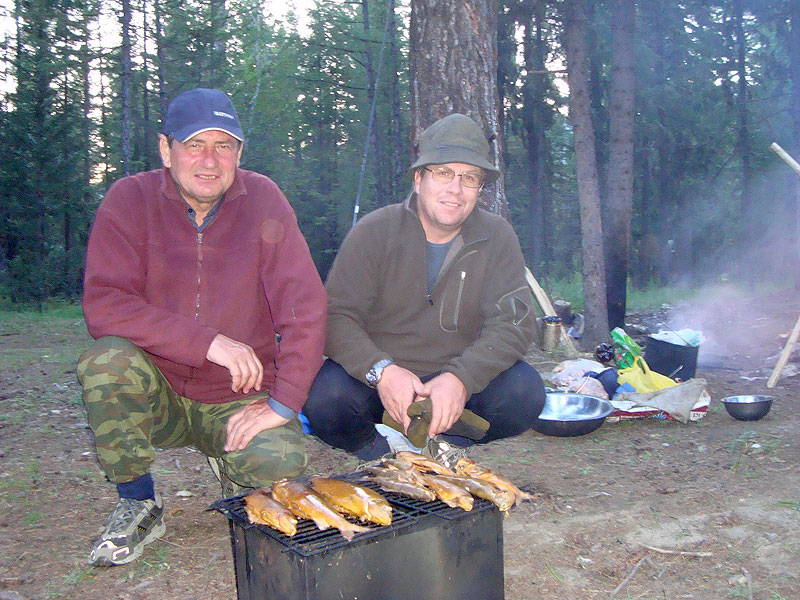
[{"xmin": 426, "ymin": 239, "xmax": 454, "ymax": 294}]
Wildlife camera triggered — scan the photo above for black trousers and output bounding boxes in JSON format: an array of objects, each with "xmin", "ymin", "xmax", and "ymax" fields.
[{"xmin": 303, "ymin": 358, "xmax": 546, "ymax": 453}]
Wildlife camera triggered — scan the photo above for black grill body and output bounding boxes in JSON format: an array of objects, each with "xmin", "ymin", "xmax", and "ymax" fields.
[{"xmin": 211, "ymin": 473, "xmax": 505, "ymax": 600}]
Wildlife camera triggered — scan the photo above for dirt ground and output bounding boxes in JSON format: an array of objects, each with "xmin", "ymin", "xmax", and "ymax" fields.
[{"xmin": 1, "ymin": 285, "xmax": 799, "ymax": 600}]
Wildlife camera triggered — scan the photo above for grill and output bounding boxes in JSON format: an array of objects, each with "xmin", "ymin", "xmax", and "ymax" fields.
[{"xmin": 212, "ymin": 471, "xmax": 505, "ymax": 600}]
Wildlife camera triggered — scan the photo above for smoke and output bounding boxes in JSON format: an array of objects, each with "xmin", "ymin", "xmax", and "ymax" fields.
[{"xmin": 659, "ymin": 284, "xmax": 789, "ymax": 366}]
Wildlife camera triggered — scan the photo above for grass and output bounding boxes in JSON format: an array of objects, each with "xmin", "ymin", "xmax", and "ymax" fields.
[
  {"xmin": 544, "ymin": 562, "xmax": 563, "ymax": 583},
  {"xmin": 46, "ymin": 565, "xmax": 96, "ymax": 598},
  {"xmin": 776, "ymin": 499, "xmax": 800, "ymax": 514},
  {"xmin": 0, "ymin": 300, "xmax": 83, "ymax": 323},
  {"xmin": 540, "ymin": 276, "xmax": 796, "ymax": 316},
  {"xmin": 541, "ymin": 276, "xmax": 705, "ymax": 313},
  {"xmin": 728, "ymin": 431, "xmax": 782, "ymax": 470}
]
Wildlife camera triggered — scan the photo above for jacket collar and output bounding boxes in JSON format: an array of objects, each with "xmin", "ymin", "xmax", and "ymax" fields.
[
  {"xmin": 402, "ymin": 190, "xmax": 490, "ymax": 247},
  {"xmin": 160, "ymin": 166, "xmax": 247, "ymax": 205}
]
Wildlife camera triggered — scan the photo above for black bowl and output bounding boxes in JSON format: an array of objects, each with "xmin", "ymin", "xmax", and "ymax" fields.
[
  {"xmin": 720, "ymin": 395, "xmax": 773, "ymax": 421},
  {"xmin": 533, "ymin": 393, "xmax": 614, "ymax": 437}
]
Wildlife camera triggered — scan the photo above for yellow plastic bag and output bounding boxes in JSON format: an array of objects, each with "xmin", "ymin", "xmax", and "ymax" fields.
[{"xmin": 617, "ymin": 356, "xmax": 677, "ymax": 393}]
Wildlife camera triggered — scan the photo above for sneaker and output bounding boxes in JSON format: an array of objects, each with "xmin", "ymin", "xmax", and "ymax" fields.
[
  {"xmin": 375, "ymin": 424, "xmax": 424, "ymax": 454},
  {"xmin": 88, "ymin": 493, "xmax": 166, "ymax": 566},
  {"xmin": 207, "ymin": 456, "xmax": 247, "ymax": 498},
  {"xmin": 423, "ymin": 437, "xmax": 469, "ymax": 469}
]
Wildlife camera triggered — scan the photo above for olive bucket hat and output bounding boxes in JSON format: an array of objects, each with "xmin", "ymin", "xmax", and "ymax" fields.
[{"xmin": 408, "ymin": 113, "xmax": 500, "ymax": 183}]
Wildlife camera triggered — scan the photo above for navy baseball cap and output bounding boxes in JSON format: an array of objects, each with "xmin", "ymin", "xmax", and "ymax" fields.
[{"xmin": 163, "ymin": 88, "xmax": 243, "ymax": 143}]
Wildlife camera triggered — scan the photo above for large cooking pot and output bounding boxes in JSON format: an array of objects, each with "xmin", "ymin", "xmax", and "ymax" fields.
[{"xmin": 533, "ymin": 393, "xmax": 614, "ymax": 437}]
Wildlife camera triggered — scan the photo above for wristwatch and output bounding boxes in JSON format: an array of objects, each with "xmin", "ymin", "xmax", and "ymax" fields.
[{"xmin": 366, "ymin": 359, "xmax": 394, "ymax": 387}]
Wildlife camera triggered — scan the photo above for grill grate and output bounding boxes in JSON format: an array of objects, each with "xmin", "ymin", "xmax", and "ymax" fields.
[
  {"xmin": 343, "ymin": 470, "xmax": 494, "ymax": 520},
  {"xmin": 211, "ymin": 470, "xmax": 495, "ymax": 557}
]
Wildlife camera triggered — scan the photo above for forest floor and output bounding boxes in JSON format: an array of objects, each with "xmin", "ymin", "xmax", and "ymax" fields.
[{"xmin": 1, "ymin": 284, "xmax": 799, "ymax": 600}]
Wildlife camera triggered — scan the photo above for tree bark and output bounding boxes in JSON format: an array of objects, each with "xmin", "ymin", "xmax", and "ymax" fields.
[
  {"xmin": 388, "ymin": 0, "xmax": 404, "ymax": 196},
  {"xmin": 141, "ymin": 0, "xmax": 152, "ymax": 171},
  {"xmin": 563, "ymin": 0, "xmax": 609, "ymax": 348},
  {"xmin": 154, "ymin": 0, "xmax": 167, "ymax": 117},
  {"xmin": 792, "ymin": 0, "xmax": 800, "ymax": 287},
  {"xmin": 733, "ymin": 0, "xmax": 753, "ymax": 282},
  {"xmin": 120, "ymin": 0, "xmax": 132, "ymax": 176},
  {"xmin": 521, "ymin": 5, "xmax": 552, "ymax": 277},
  {"xmin": 409, "ymin": 0, "xmax": 507, "ymax": 216},
  {"xmin": 604, "ymin": 0, "xmax": 635, "ymax": 329}
]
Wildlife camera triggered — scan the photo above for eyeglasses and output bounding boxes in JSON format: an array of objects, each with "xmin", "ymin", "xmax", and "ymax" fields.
[{"xmin": 423, "ymin": 166, "xmax": 485, "ymax": 189}]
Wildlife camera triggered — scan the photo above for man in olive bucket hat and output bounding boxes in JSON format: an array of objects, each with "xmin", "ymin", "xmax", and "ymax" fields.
[{"xmin": 304, "ymin": 113, "xmax": 546, "ymax": 463}]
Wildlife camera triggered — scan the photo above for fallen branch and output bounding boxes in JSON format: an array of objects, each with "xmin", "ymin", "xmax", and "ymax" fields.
[
  {"xmin": 610, "ymin": 555, "xmax": 655, "ymax": 598},
  {"xmin": 639, "ymin": 543, "xmax": 711, "ymax": 557}
]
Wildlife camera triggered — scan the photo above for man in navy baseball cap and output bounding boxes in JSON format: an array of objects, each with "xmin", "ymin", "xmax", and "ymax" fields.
[
  {"xmin": 78, "ymin": 86, "xmax": 326, "ymax": 566},
  {"xmin": 162, "ymin": 87, "xmax": 244, "ymax": 142}
]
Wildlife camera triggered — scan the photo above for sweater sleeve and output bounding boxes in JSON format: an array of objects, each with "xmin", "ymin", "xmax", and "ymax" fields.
[
  {"xmin": 82, "ymin": 179, "xmax": 219, "ymax": 368},
  {"xmin": 324, "ymin": 216, "xmax": 392, "ymax": 382},
  {"xmin": 442, "ymin": 221, "xmax": 536, "ymax": 396},
  {"xmin": 257, "ymin": 189, "xmax": 327, "ymax": 413}
]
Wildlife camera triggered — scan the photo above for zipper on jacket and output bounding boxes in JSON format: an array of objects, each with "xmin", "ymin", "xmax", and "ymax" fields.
[
  {"xmin": 194, "ymin": 232, "xmax": 203, "ymax": 319},
  {"xmin": 453, "ymin": 270, "xmax": 466, "ymax": 327}
]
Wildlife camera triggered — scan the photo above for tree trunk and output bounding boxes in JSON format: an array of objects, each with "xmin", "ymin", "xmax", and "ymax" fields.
[
  {"xmin": 604, "ymin": 0, "xmax": 635, "ymax": 329},
  {"xmin": 361, "ymin": 0, "xmax": 387, "ymax": 206},
  {"xmin": 791, "ymin": 0, "xmax": 800, "ymax": 287},
  {"xmin": 563, "ymin": 0, "xmax": 609, "ymax": 348},
  {"xmin": 409, "ymin": 0, "xmax": 507, "ymax": 216},
  {"xmin": 388, "ymin": 0, "xmax": 404, "ymax": 196},
  {"xmin": 154, "ymin": 0, "xmax": 167, "ymax": 116},
  {"xmin": 80, "ymin": 4, "xmax": 93, "ymax": 294},
  {"xmin": 521, "ymin": 5, "xmax": 552, "ymax": 277},
  {"xmin": 120, "ymin": 0, "xmax": 132, "ymax": 175},
  {"xmin": 733, "ymin": 0, "xmax": 753, "ymax": 282},
  {"xmin": 141, "ymin": 0, "xmax": 152, "ymax": 171},
  {"xmin": 210, "ymin": 0, "xmax": 227, "ymax": 86}
]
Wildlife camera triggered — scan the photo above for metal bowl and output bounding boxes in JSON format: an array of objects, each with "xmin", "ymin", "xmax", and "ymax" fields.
[
  {"xmin": 533, "ymin": 393, "xmax": 614, "ymax": 437},
  {"xmin": 720, "ymin": 395, "xmax": 773, "ymax": 421}
]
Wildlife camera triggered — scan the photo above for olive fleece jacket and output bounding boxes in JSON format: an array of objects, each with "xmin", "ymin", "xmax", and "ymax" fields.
[
  {"xmin": 82, "ymin": 167, "xmax": 327, "ymax": 412},
  {"xmin": 324, "ymin": 193, "xmax": 536, "ymax": 397}
]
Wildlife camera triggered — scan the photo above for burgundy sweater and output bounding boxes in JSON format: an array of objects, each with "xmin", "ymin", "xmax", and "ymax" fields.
[{"xmin": 82, "ymin": 167, "xmax": 327, "ymax": 412}]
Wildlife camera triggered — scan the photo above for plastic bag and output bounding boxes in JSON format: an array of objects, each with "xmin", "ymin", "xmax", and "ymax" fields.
[
  {"xmin": 610, "ymin": 327, "xmax": 642, "ymax": 368},
  {"xmin": 616, "ymin": 356, "xmax": 677, "ymax": 393}
]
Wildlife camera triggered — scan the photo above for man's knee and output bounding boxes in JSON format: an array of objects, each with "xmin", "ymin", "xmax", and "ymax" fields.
[
  {"xmin": 304, "ymin": 360, "xmax": 359, "ymax": 417},
  {"xmin": 77, "ymin": 336, "xmax": 143, "ymax": 385},
  {"xmin": 225, "ymin": 420, "xmax": 307, "ymax": 487}
]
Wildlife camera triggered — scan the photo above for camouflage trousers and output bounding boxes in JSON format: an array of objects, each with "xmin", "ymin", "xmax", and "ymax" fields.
[{"xmin": 76, "ymin": 336, "xmax": 306, "ymax": 489}]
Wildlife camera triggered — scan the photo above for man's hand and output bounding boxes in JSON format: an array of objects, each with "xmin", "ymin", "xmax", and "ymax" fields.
[
  {"xmin": 224, "ymin": 397, "xmax": 289, "ymax": 452},
  {"xmin": 426, "ymin": 372, "xmax": 468, "ymax": 438},
  {"xmin": 206, "ymin": 333, "xmax": 264, "ymax": 394},
  {"xmin": 377, "ymin": 364, "xmax": 431, "ymax": 433}
]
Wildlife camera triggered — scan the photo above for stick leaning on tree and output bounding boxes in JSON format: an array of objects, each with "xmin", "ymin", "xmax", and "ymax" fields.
[{"xmin": 766, "ymin": 142, "xmax": 800, "ymax": 388}]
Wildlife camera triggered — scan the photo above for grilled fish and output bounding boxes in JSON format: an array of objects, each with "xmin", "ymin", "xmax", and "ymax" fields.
[
  {"xmin": 419, "ymin": 473, "xmax": 474, "ymax": 511},
  {"xmin": 243, "ymin": 489, "xmax": 298, "ymax": 536},
  {"xmin": 433, "ymin": 475, "xmax": 514, "ymax": 514},
  {"xmin": 310, "ymin": 477, "xmax": 392, "ymax": 526},
  {"xmin": 395, "ymin": 451, "xmax": 455, "ymax": 476},
  {"xmin": 363, "ymin": 468, "xmax": 437, "ymax": 502},
  {"xmin": 454, "ymin": 458, "xmax": 534, "ymax": 506},
  {"xmin": 380, "ymin": 458, "xmax": 431, "ymax": 487},
  {"xmin": 272, "ymin": 479, "xmax": 370, "ymax": 541}
]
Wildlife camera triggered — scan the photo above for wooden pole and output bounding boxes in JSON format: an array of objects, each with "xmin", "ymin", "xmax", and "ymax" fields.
[
  {"xmin": 767, "ymin": 312, "xmax": 800, "ymax": 388},
  {"xmin": 524, "ymin": 267, "xmax": 580, "ymax": 357},
  {"xmin": 770, "ymin": 142, "xmax": 800, "ymax": 177},
  {"xmin": 766, "ymin": 142, "xmax": 800, "ymax": 387}
]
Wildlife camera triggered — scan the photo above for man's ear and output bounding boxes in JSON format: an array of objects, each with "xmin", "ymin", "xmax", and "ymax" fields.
[
  {"xmin": 413, "ymin": 168, "xmax": 421, "ymax": 194},
  {"xmin": 158, "ymin": 134, "xmax": 172, "ymax": 168}
]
